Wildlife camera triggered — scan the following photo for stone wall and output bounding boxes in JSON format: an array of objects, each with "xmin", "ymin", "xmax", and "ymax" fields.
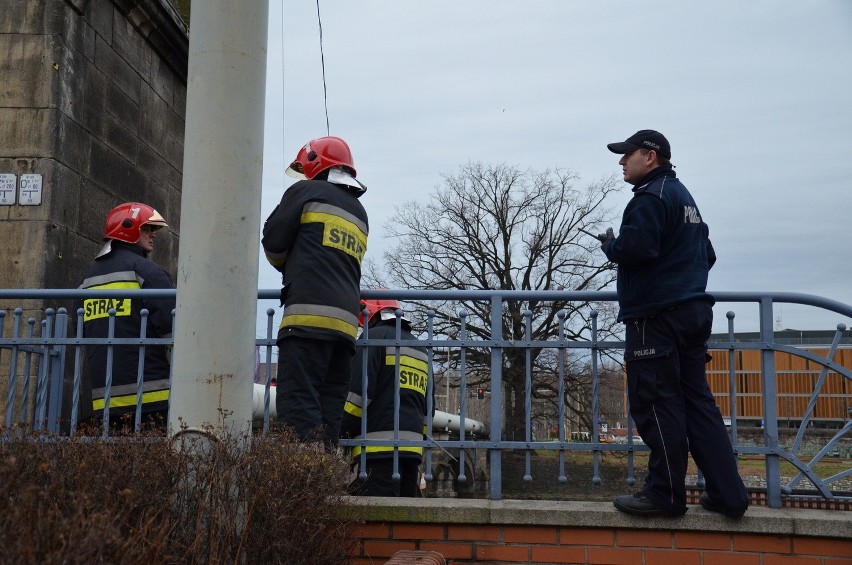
[
  {"xmin": 0, "ymin": 0, "xmax": 187, "ymax": 298},
  {"xmin": 0, "ymin": 0, "xmax": 188, "ymax": 423}
]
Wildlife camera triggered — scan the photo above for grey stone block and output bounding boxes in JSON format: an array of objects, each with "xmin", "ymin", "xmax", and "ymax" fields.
[
  {"xmin": 112, "ymin": 9, "xmax": 150, "ymax": 77},
  {"xmin": 103, "ymin": 113, "xmax": 138, "ymax": 163},
  {"xmin": 105, "ymin": 79, "xmax": 141, "ymax": 134},
  {"xmin": 0, "ymin": 108, "xmax": 54, "ymax": 157},
  {"xmin": 0, "ymin": 34, "xmax": 55, "ymax": 108},
  {"xmin": 138, "ymin": 84, "xmax": 171, "ymax": 159},
  {"xmin": 87, "ymin": 0, "xmax": 113, "ymax": 42},
  {"xmin": 0, "ymin": 1, "xmax": 46, "ymax": 34},
  {"xmin": 95, "ymin": 33, "xmax": 141, "ymax": 103},
  {"xmin": 87, "ymin": 138, "xmax": 145, "ymax": 196},
  {"xmin": 55, "ymin": 112, "xmax": 91, "ymax": 175}
]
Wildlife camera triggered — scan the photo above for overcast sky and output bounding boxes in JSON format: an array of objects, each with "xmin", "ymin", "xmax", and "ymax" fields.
[{"xmin": 256, "ymin": 0, "xmax": 852, "ymax": 336}]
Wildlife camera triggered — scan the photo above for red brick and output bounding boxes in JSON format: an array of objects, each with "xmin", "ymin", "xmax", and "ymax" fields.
[
  {"xmin": 644, "ymin": 549, "xmax": 701, "ymax": 565},
  {"xmin": 346, "ymin": 539, "xmax": 363, "ymax": 557},
  {"xmin": 394, "ymin": 523, "xmax": 445, "ymax": 540},
  {"xmin": 763, "ymin": 556, "xmax": 822, "ymax": 565},
  {"xmin": 559, "ymin": 527, "xmax": 615, "ymax": 546},
  {"xmin": 587, "ymin": 547, "xmax": 644, "ymax": 564},
  {"xmin": 825, "ymin": 559, "xmax": 852, "ymax": 565},
  {"xmin": 617, "ymin": 529, "xmax": 672, "ymax": 548},
  {"xmin": 362, "ymin": 540, "xmax": 416, "ymax": 559},
  {"xmin": 674, "ymin": 531, "xmax": 730, "ymax": 550},
  {"xmin": 793, "ymin": 538, "xmax": 852, "ymax": 558},
  {"xmin": 504, "ymin": 525, "xmax": 558, "ymax": 544},
  {"xmin": 447, "ymin": 525, "xmax": 502, "ymax": 542},
  {"xmin": 703, "ymin": 552, "xmax": 761, "ymax": 565},
  {"xmin": 385, "ymin": 550, "xmax": 446, "ymax": 565},
  {"xmin": 420, "ymin": 542, "xmax": 474, "ymax": 560},
  {"xmin": 532, "ymin": 545, "xmax": 587, "ymax": 564},
  {"xmin": 733, "ymin": 534, "xmax": 792, "ymax": 554},
  {"xmin": 355, "ymin": 522, "xmax": 392, "ymax": 539},
  {"xmin": 475, "ymin": 543, "xmax": 530, "ymax": 562}
]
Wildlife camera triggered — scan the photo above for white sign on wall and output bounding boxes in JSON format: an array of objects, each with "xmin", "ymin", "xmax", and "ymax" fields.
[
  {"xmin": 0, "ymin": 173, "xmax": 15, "ymax": 205},
  {"xmin": 19, "ymin": 173, "xmax": 43, "ymax": 205}
]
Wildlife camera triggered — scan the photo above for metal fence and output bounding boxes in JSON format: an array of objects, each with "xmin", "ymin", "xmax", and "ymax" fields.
[{"xmin": 1, "ymin": 288, "xmax": 851, "ymax": 508}]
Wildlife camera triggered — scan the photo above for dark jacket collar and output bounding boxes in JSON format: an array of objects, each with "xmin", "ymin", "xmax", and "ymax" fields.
[
  {"xmin": 632, "ymin": 164, "xmax": 676, "ymax": 191},
  {"xmin": 105, "ymin": 240, "xmax": 148, "ymax": 259}
]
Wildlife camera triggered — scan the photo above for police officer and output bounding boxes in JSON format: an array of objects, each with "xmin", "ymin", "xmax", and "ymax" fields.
[
  {"xmin": 262, "ymin": 136, "xmax": 369, "ymax": 447},
  {"xmin": 599, "ymin": 130, "xmax": 748, "ymax": 518},
  {"xmin": 79, "ymin": 202, "xmax": 175, "ymax": 430},
  {"xmin": 342, "ymin": 299, "xmax": 431, "ymax": 497}
]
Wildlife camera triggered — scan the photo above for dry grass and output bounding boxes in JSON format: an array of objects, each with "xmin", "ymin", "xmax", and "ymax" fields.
[{"xmin": 0, "ymin": 425, "xmax": 357, "ymax": 565}]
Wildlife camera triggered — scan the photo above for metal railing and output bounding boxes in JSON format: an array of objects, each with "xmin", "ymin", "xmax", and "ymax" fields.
[{"xmin": 2, "ymin": 288, "xmax": 851, "ymax": 508}]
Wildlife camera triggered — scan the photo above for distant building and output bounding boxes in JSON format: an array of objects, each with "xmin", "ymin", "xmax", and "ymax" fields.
[{"xmin": 707, "ymin": 329, "xmax": 852, "ymax": 429}]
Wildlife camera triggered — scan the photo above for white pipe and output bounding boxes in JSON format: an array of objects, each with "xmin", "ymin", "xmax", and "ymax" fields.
[
  {"xmin": 252, "ymin": 384, "xmax": 488, "ymax": 437},
  {"xmin": 430, "ymin": 409, "xmax": 488, "ymax": 437},
  {"xmin": 169, "ymin": 1, "xmax": 269, "ymax": 439}
]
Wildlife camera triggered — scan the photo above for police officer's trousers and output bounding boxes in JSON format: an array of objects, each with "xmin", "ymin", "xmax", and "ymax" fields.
[{"xmin": 624, "ymin": 299, "xmax": 748, "ymax": 515}]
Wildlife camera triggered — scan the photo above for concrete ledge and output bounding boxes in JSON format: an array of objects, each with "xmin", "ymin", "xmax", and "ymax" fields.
[{"xmin": 345, "ymin": 497, "xmax": 852, "ymax": 539}]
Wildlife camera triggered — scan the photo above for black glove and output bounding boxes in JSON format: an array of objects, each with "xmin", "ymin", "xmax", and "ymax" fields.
[{"xmin": 597, "ymin": 227, "xmax": 614, "ymax": 246}]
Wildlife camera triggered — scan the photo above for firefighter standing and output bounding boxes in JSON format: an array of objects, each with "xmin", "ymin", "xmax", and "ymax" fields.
[
  {"xmin": 262, "ymin": 136, "xmax": 369, "ymax": 447},
  {"xmin": 79, "ymin": 202, "xmax": 175, "ymax": 430},
  {"xmin": 342, "ymin": 299, "xmax": 432, "ymax": 497}
]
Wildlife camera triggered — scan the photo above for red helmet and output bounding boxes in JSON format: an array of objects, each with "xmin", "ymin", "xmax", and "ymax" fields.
[
  {"xmin": 359, "ymin": 298, "xmax": 407, "ymax": 328},
  {"xmin": 285, "ymin": 136, "xmax": 356, "ymax": 180},
  {"xmin": 103, "ymin": 202, "xmax": 168, "ymax": 244}
]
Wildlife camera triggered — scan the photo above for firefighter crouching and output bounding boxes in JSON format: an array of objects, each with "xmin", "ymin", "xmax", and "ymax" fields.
[
  {"xmin": 342, "ymin": 299, "xmax": 433, "ymax": 497},
  {"xmin": 78, "ymin": 202, "xmax": 175, "ymax": 431}
]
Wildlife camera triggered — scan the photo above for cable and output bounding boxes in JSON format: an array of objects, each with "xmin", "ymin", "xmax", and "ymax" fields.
[
  {"xmin": 280, "ymin": 0, "xmax": 286, "ymax": 178},
  {"xmin": 315, "ymin": 0, "xmax": 330, "ymax": 135}
]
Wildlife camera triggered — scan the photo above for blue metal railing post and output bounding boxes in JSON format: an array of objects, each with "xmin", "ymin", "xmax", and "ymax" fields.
[
  {"xmin": 759, "ymin": 297, "xmax": 782, "ymax": 508},
  {"xmin": 34, "ymin": 310, "xmax": 54, "ymax": 430},
  {"xmin": 726, "ymin": 312, "xmax": 739, "ymax": 447},
  {"xmin": 46, "ymin": 308, "xmax": 69, "ymax": 434},
  {"xmin": 489, "ymin": 294, "xmax": 503, "ymax": 500}
]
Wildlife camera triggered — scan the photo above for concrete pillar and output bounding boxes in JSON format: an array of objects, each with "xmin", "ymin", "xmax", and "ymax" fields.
[{"xmin": 169, "ymin": 1, "xmax": 269, "ymax": 439}]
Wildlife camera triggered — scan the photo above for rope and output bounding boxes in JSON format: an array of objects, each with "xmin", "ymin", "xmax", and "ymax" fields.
[{"xmin": 315, "ymin": 0, "xmax": 330, "ymax": 135}]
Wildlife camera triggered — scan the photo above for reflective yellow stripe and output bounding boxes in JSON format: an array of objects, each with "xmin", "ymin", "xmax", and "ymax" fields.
[
  {"xmin": 92, "ymin": 389, "xmax": 169, "ymax": 410},
  {"xmin": 384, "ymin": 354, "xmax": 429, "ymax": 373},
  {"xmin": 351, "ymin": 445, "xmax": 423, "ymax": 458},
  {"xmin": 280, "ymin": 313, "xmax": 357, "ymax": 338},
  {"xmin": 264, "ymin": 249, "xmax": 288, "ymax": 268},
  {"xmin": 87, "ymin": 281, "xmax": 141, "ymax": 290},
  {"xmin": 344, "ymin": 401, "xmax": 362, "ymax": 418}
]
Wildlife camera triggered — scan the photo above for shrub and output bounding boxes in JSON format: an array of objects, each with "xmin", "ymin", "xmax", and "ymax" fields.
[{"xmin": 0, "ymin": 425, "xmax": 357, "ymax": 564}]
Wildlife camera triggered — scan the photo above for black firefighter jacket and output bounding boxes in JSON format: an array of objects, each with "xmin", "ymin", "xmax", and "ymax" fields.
[
  {"xmin": 78, "ymin": 241, "xmax": 175, "ymax": 415},
  {"xmin": 341, "ymin": 322, "xmax": 433, "ymax": 460},
  {"xmin": 261, "ymin": 178, "xmax": 369, "ymax": 345}
]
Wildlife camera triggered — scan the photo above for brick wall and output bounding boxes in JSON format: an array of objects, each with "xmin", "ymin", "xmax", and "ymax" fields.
[
  {"xmin": 352, "ymin": 523, "xmax": 852, "ymax": 564},
  {"xmin": 346, "ymin": 499, "xmax": 852, "ymax": 565}
]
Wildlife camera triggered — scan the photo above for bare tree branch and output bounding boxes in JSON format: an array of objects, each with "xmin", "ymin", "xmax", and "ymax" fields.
[{"xmin": 377, "ymin": 162, "xmax": 623, "ymax": 439}]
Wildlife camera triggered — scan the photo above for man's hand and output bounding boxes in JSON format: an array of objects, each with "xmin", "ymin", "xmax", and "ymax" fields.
[{"xmin": 597, "ymin": 227, "xmax": 614, "ymax": 245}]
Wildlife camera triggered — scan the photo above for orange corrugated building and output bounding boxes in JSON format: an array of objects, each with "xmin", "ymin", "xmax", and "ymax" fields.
[{"xmin": 706, "ymin": 330, "xmax": 852, "ymax": 428}]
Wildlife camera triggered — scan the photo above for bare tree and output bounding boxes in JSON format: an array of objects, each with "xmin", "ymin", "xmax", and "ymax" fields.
[{"xmin": 366, "ymin": 162, "xmax": 623, "ymax": 440}]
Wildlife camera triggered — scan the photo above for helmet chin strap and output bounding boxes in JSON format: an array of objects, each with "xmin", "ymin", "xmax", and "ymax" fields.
[{"xmin": 327, "ymin": 167, "xmax": 366, "ymax": 194}]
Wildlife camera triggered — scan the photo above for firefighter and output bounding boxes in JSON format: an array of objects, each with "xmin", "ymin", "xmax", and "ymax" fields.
[
  {"xmin": 342, "ymin": 299, "xmax": 432, "ymax": 497},
  {"xmin": 262, "ymin": 136, "xmax": 369, "ymax": 447},
  {"xmin": 78, "ymin": 202, "xmax": 175, "ymax": 430}
]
